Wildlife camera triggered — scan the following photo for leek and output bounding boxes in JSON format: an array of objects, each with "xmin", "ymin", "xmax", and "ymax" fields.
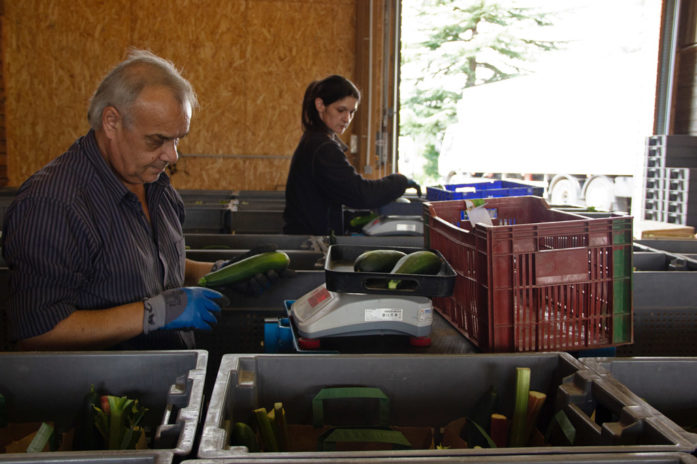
[{"xmin": 509, "ymin": 367, "xmax": 531, "ymax": 447}]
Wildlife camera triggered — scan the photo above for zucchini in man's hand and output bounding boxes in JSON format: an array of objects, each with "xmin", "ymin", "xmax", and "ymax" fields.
[{"xmin": 199, "ymin": 251, "xmax": 291, "ymax": 288}]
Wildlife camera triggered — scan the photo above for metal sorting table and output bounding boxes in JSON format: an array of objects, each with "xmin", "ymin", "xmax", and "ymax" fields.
[
  {"xmin": 193, "ymin": 269, "xmax": 477, "ymax": 405},
  {"xmin": 184, "ymin": 455, "xmax": 697, "ymax": 464},
  {"xmin": 194, "ymin": 270, "xmax": 478, "ymax": 382}
]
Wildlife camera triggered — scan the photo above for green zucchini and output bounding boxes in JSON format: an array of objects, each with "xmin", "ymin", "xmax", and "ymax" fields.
[
  {"xmin": 254, "ymin": 408, "xmax": 278, "ymax": 452},
  {"xmin": 349, "ymin": 212, "xmax": 378, "ymax": 228},
  {"xmin": 272, "ymin": 402, "xmax": 288, "ymax": 451},
  {"xmin": 387, "ymin": 250, "xmax": 443, "ymax": 289},
  {"xmin": 230, "ymin": 421, "xmax": 259, "ymax": 451},
  {"xmin": 353, "ymin": 249, "xmax": 406, "ymax": 272},
  {"xmin": 198, "ymin": 251, "xmax": 290, "ymax": 287}
]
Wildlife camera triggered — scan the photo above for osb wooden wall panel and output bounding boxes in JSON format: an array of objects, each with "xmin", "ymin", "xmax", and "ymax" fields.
[
  {"xmin": 353, "ymin": 0, "xmax": 395, "ymax": 178},
  {"xmin": 0, "ymin": 3, "xmax": 7, "ymax": 187},
  {"xmin": 3, "ymin": 0, "xmax": 356, "ymax": 191},
  {"xmin": 4, "ymin": 0, "xmax": 130, "ymax": 184}
]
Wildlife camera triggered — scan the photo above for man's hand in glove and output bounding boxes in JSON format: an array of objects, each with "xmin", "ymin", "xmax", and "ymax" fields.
[
  {"xmin": 229, "ymin": 267, "xmax": 296, "ymax": 296},
  {"xmin": 406, "ymin": 178, "xmax": 422, "ymax": 197},
  {"xmin": 211, "ymin": 244, "xmax": 295, "ymax": 296},
  {"xmin": 143, "ymin": 287, "xmax": 224, "ymax": 333}
]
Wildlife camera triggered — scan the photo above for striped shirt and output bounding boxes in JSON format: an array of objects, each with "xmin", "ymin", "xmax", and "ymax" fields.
[{"xmin": 1, "ymin": 129, "xmax": 193, "ymax": 349}]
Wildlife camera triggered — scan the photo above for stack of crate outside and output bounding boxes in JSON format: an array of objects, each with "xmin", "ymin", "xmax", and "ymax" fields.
[{"xmin": 643, "ymin": 135, "xmax": 697, "ymax": 226}]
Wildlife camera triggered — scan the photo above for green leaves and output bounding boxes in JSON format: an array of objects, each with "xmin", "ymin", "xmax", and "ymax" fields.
[
  {"xmin": 92, "ymin": 395, "xmax": 148, "ymax": 450},
  {"xmin": 400, "ymin": 0, "xmax": 561, "ymax": 181}
]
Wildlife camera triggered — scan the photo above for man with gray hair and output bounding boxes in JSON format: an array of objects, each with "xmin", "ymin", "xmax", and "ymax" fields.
[{"xmin": 3, "ymin": 49, "xmax": 234, "ymax": 350}]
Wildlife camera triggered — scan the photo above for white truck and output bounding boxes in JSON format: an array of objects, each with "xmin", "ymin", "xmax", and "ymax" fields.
[{"xmin": 438, "ymin": 61, "xmax": 654, "ymax": 213}]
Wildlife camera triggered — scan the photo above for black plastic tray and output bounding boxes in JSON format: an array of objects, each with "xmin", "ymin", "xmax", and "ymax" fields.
[{"xmin": 324, "ymin": 244, "xmax": 456, "ymax": 297}]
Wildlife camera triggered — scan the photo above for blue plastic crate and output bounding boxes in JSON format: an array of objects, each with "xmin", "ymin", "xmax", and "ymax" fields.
[{"xmin": 426, "ymin": 180, "xmax": 543, "ymax": 201}]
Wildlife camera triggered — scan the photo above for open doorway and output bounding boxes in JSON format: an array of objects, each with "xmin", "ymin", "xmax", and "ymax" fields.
[{"xmin": 399, "ymin": 0, "xmax": 662, "ymax": 212}]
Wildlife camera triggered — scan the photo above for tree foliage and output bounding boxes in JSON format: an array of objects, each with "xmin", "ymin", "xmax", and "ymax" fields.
[{"xmin": 400, "ymin": 0, "xmax": 560, "ymax": 181}]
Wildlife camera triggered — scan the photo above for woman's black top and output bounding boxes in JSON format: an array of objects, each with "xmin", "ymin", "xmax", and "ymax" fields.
[{"xmin": 283, "ymin": 130, "xmax": 408, "ymax": 235}]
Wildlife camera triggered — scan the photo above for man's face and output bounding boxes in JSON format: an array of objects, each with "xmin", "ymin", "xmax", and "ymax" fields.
[
  {"xmin": 316, "ymin": 96, "xmax": 358, "ymax": 135},
  {"xmin": 107, "ymin": 86, "xmax": 191, "ymax": 186}
]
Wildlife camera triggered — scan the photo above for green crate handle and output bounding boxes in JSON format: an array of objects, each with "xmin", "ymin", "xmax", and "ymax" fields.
[
  {"xmin": 312, "ymin": 387, "xmax": 390, "ymax": 428},
  {"xmin": 317, "ymin": 426, "xmax": 411, "ymax": 451}
]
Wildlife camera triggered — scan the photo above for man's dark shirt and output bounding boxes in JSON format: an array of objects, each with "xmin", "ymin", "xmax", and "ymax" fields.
[{"xmin": 2, "ymin": 130, "xmax": 192, "ymax": 349}]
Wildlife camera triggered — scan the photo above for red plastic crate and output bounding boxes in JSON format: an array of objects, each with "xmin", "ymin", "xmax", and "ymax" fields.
[{"xmin": 424, "ymin": 196, "xmax": 633, "ymax": 352}]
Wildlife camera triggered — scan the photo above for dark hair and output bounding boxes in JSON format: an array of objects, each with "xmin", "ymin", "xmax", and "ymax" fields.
[{"xmin": 301, "ymin": 75, "xmax": 361, "ymax": 133}]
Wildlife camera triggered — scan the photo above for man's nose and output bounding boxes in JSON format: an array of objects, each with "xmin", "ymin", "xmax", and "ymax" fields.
[{"xmin": 162, "ymin": 140, "xmax": 179, "ymax": 163}]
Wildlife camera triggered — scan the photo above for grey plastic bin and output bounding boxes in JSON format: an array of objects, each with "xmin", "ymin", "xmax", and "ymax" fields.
[
  {"xmin": 198, "ymin": 352, "xmax": 693, "ymax": 459},
  {"xmin": 184, "ymin": 234, "xmax": 325, "ymax": 252},
  {"xmin": 635, "ymin": 239, "xmax": 697, "ymax": 255},
  {"xmin": 0, "ymin": 450, "xmax": 172, "ymax": 463},
  {"xmin": 583, "ymin": 357, "xmax": 697, "ymax": 447},
  {"xmin": 185, "ymin": 249, "xmax": 324, "ymax": 270},
  {"xmin": 229, "ymin": 211, "xmax": 284, "ymax": 234},
  {"xmin": 183, "ymin": 205, "xmax": 232, "ymax": 233},
  {"xmin": 184, "ymin": 452, "xmax": 697, "ymax": 463},
  {"xmin": 0, "ymin": 350, "xmax": 206, "ymax": 456},
  {"xmin": 624, "ymin": 246, "xmax": 697, "ymax": 356}
]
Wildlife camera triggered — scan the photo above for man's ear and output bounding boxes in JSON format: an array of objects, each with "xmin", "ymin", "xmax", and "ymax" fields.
[
  {"xmin": 314, "ymin": 97, "xmax": 325, "ymax": 114},
  {"xmin": 101, "ymin": 106, "xmax": 121, "ymax": 137}
]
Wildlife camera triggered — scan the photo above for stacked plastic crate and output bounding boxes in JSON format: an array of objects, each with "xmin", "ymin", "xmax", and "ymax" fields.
[{"xmin": 643, "ymin": 135, "xmax": 697, "ymax": 226}]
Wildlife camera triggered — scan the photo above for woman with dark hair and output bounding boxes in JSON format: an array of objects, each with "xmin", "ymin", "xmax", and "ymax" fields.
[{"xmin": 283, "ymin": 75, "xmax": 420, "ymax": 235}]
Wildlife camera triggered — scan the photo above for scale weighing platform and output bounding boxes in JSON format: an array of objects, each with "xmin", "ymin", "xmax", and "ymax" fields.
[
  {"xmin": 292, "ymin": 284, "xmax": 433, "ymax": 339},
  {"xmin": 264, "ymin": 244, "xmax": 456, "ymax": 353},
  {"xmin": 361, "ymin": 215, "xmax": 424, "ymax": 236}
]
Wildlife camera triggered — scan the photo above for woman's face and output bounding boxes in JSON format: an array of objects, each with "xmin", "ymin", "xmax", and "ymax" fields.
[{"xmin": 315, "ymin": 96, "xmax": 358, "ymax": 135}]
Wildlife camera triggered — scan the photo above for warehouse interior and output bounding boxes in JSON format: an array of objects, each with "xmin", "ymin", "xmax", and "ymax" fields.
[
  {"xmin": 2, "ymin": 0, "xmax": 697, "ymax": 461},
  {"xmin": 0, "ymin": 0, "xmax": 398, "ymax": 190}
]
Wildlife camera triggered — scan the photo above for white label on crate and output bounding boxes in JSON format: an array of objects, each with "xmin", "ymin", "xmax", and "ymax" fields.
[
  {"xmin": 365, "ymin": 308, "xmax": 403, "ymax": 322},
  {"xmin": 418, "ymin": 307, "xmax": 433, "ymax": 323},
  {"xmin": 395, "ymin": 223, "xmax": 417, "ymax": 232}
]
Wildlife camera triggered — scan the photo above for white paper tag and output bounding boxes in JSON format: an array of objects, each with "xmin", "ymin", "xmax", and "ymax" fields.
[
  {"xmin": 365, "ymin": 308, "xmax": 403, "ymax": 322},
  {"xmin": 395, "ymin": 223, "xmax": 417, "ymax": 232},
  {"xmin": 417, "ymin": 307, "xmax": 433, "ymax": 323},
  {"xmin": 465, "ymin": 199, "xmax": 493, "ymax": 226}
]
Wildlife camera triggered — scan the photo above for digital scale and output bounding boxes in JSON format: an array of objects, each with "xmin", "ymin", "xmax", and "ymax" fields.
[
  {"xmin": 361, "ymin": 215, "xmax": 424, "ymax": 236},
  {"xmin": 291, "ymin": 283, "xmax": 433, "ymax": 339},
  {"xmin": 263, "ymin": 245, "xmax": 456, "ymax": 352}
]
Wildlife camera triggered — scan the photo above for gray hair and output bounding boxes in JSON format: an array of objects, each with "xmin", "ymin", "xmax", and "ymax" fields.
[{"xmin": 87, "ymin": 49, "xmax": 198, "ymax": 129}]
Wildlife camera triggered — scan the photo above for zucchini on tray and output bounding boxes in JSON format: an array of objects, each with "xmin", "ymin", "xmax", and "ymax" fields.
[{"xmin": 325, "ymin": 245, "xmax": 455, "ymax": 297}]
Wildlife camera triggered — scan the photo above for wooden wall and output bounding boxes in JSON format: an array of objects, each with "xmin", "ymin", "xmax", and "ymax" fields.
[{"xmin": 1, "ymin": 0, "xmax": 358, "ymax": 191}]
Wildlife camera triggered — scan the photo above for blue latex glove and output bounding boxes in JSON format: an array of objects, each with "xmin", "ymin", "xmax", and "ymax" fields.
[
  {"xmin": 143, "ymin": 287, "xmax": 223, "ymax": 333},
  {"xmin": 406, "ymin": 178, "xmax": 422, "ymax": 197}
]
